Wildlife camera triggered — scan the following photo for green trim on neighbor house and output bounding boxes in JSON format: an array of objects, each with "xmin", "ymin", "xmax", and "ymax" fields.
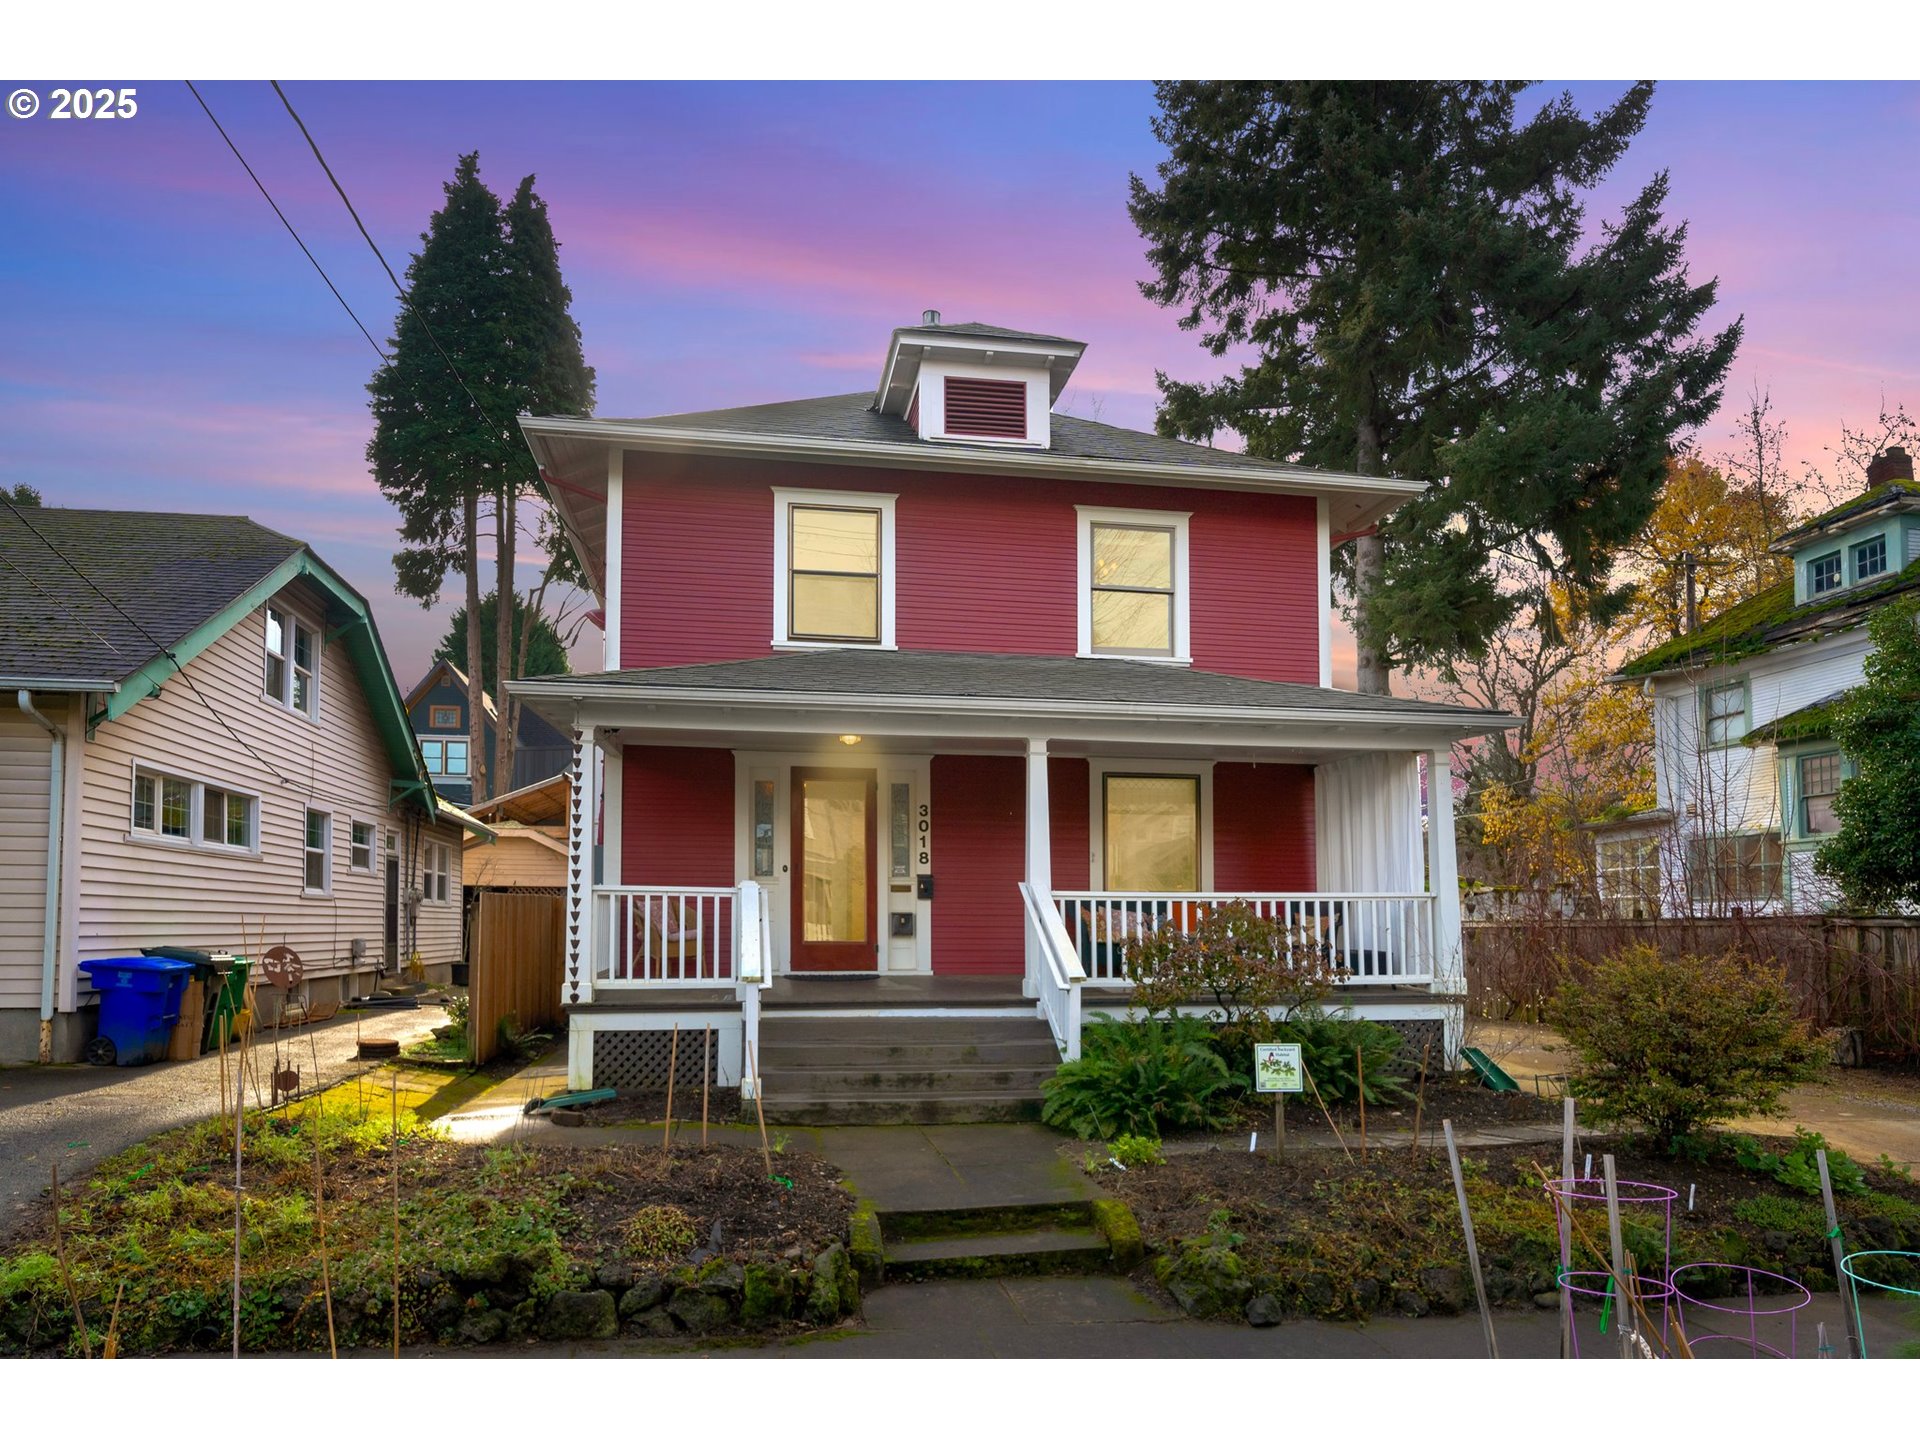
[
  {"xmin": 1771, "ymin": 477, "xmax": 1920, "ymax": 551},
  {"xmin": 94, "ymin": 548, "xmax": 438, "ymax": 819}
]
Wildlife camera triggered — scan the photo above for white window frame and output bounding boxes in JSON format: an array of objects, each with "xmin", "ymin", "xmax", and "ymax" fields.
[
  {"xmin": 263, "ymin": 603, "xmax": 320, "ymax": 721},
  {"xmin": 1701, "ymin": 678, "xmax": 1748, "ymax": 749},
  {"xmin": 424, "ymin": 841, "xmax": 452, "ymax": 903},
  {"xmin": 1809, "ymin": 550, "xmax": 1843, "ymax": 595},
  {"xmin": 771, "ymin": 487, "xmax": 897, "ymax": 650},
  {"xmin": 1852, "ymin": 533, "xmax": 1888, "ymax": 584},
  {"xmin": 1087, "ymin": 758, "xmax": 1214, "ymax": 891},
  {"xmin": 1076, "ymin": 506, "xmax": 1192, "ymax": 664},
  {"xmin": 128, "ymin": 763, "xmax": 260, "ymax": 856},
  {"xmin": 348, "ymin": 818, "xmax": 376, "ymax": 874},
  {"xmin": 419, "ymin": 736, "xmax": 471, "ymax": 778},
  {"xmin": 1595, "ymin": 835, "xmax": 1662, "ymax": 918},
  {"xmin": 303, "ymin": 807, "xmax": 333, "ymax": 896}
]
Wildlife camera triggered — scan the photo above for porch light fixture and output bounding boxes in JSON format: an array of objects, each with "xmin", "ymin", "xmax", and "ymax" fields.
[{"xmin": 838, "ymin": 734, "xmax": 863, "ymax": 746}]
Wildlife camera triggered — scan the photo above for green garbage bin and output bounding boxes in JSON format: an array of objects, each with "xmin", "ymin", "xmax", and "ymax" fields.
[{"xmin": 206, "ymin": 957, "xmax": 252, "ymax": 1049}]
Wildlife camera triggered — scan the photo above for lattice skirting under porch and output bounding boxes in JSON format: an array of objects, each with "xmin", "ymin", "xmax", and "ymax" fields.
[
  {"xmin": 1381, "ymin": 1018, "xmax": 1447, "ymax": 1069},
  {"xmin": 591, "ymin": 1026, "xmax": 721, "ymax": 1092}
]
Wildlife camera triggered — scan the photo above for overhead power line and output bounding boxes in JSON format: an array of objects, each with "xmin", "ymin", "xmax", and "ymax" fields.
[{"xmin": 184, "ymin": 81, "xmax": 386, "ymax": 360}]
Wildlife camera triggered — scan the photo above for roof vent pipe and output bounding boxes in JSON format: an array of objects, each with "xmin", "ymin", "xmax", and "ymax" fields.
[{"xmin": 922, "ymin": 309, "xmax": 941, "ymax": 326}]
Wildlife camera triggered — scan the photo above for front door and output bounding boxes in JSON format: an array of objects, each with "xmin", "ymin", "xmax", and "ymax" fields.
[{"xmin": 790, "ymin": 767, "xmax": 877, "ymax": 972}]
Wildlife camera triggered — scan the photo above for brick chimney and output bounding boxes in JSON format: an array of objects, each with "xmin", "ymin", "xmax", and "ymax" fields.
[{"xmin": 1866, "ymin": 445, "xmax": 1914, "ymax": 487}]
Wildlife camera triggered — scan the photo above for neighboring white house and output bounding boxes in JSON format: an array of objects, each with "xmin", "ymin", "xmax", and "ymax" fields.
[
  {"xmin": 0, "ymin": 506, "xmax": 491, "ymax": 1063},
  {"xmin": 1596, "ymin": 448, "xmax": 1920, "ymax": 917}
]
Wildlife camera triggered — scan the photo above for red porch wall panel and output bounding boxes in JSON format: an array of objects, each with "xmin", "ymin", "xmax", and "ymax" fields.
[
  {"xmin": 1212, "ymin": 762, "xmax": 1315, "ymax": 892},
  {"xmin": 929, "ymin": 754, "xmax": 1024, "ymax": 975},
  {"xmin": 616, "ymin": 453, "xmax": 1321, "ymax": 682},
  {"xmin": 622, "ymin": 745, "xmax": 735, "ymax": 886},
  {"xmin": 1048, "ymin": 757, "xmax": 1090, "ymax": 890}
]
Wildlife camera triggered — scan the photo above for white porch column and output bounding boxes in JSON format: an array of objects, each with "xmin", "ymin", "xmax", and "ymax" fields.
[
  {"xmin": 1023, "ymin": 737, "xmax": 1052, "ymax": 1001},
  {"xmin": 1425, "ymin": 748, "xmax": 1465, "ymax": 1061}
]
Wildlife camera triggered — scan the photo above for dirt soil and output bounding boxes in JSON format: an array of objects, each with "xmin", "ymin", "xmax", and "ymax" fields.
[{"xmin": 1213, "ymin": 1071, "xmax": 1557, "ymax": 1140}]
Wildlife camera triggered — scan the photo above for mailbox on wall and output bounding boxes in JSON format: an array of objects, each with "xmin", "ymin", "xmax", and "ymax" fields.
[{"xmin": 915, "ymin": 874, "xmax": 934, "ymax": 901}]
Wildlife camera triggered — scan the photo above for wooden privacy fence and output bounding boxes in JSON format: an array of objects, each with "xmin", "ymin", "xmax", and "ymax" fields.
[
  {"xmin": 1464, "ymin": 914, "xmax": 1920, "ymax": 1064},
  {"xmin": 468, "ymin": 891, "xmax": 565, "ymax": 1065}
]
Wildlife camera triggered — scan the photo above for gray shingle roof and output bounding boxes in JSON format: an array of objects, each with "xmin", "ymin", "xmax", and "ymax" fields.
[
  {"xmin": 595, "ymin": 392, "xmax": 1331, "ymax": 481},
  {"xmin": 0, "ymin": 507, "xmax": 303, "ymax": 684},
  {"xmin": 905, "ymin": 321, "xmax": 1084, "ymax": 346},
  {"xmin": 549, "ymin": 648, "xmax": 1508, "ymax": 723}
]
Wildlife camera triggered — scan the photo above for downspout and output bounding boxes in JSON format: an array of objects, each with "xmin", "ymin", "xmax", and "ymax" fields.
[{"xmin": 17, "ymin": 691, "xmax": 63, "ymax": 1063}]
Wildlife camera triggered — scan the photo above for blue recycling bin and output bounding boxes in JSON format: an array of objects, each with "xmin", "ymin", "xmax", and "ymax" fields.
[{"xmin": 78, "ymin": 956, "xmax": 195, "ymax": 1066}]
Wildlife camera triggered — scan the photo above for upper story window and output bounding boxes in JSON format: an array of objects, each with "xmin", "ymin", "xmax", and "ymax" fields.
[
  {"xmin": 1077, "ymin": 507, "xmax": 1191, "ymax": 662},
  {"xmin": 1798, "ymin": 752, "xmax": 1842, "ymax": 836},
  {"xmin": 428, "ymin": 704, "xmax": 461, "ymax": 729},
  {"xmin": 131, "ymin": 764, "xmax": 257, "ymax": 854},
  {"xmin": 1810, "ymin": 551, "xmax": 1843, "ymax": 595},
  {"xmin": 1852, "ymin": 534, "xmax": 1888, "ymax": 583},
  {"xmin": 1702, "ymin": 679, "xmax": 1747, "ymax": 748},
  {"xmin": 421, "ymin": 738, "xmax": 470, "ymax": 777},
  {"xmin": 264, "ymin": 604, "xmax": 319, "ymax": 720},
  {"xmin": 772, "ymin": 489, "xmax": 897, "ymax": 649}
]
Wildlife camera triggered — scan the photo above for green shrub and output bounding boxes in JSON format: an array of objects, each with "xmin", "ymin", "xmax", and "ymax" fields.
[
  {"xmin": 1107, "ymin": 1134, "xmax": 1166, "ymax": 1168},
  {"xmin": 1731, "ymin": 1129, "xmax": 1868, "ymax": 1197},
  {"xmin": 1273, "ymin": 1012, "xmax": 1410, "ymax": 1105},
  {"xmin": 624, "ymin": 1204, "xmax": 697, "ymax": 1263},
  {"xmin": 1551, "ymin": 945, "xmax": 1828, "ymax": 1148},
  {"xmin": 1042, "ymin": 1017, "xmax": 1236, "ymax": 1139},
  {"xmin": 1127, "ymin": 901, "xmax": 1339, "ymax": 1025}
]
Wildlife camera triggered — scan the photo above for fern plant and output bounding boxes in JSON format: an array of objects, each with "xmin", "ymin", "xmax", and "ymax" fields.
[{"xmin": 1041, "ymin": 1016, "xmax": 1236, "ymax": 1140}]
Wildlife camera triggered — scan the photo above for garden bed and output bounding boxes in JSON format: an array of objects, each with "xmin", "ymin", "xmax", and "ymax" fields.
[
  {"xmin": 1093, "ymin": 1131, "xmax": 1920, "ymax": 1326},
  {"xmin": 1213, "ymin": 1071, "xmax": 1557, "ymax": 1139},
  {"xmin": 0, "ymin": 1087, "xmax": 856, "ymax": 1356}
]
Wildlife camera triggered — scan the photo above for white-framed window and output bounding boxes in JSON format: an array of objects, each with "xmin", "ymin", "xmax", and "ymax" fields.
[
  {"xmin": 1797, "ymin": 752, "xmax": 1843, "ymax": 836},
  {"xmin": 264, "ymin": 603, "xmax": 319, "ymax": 720},
  {"xmin": 771, "ymin": 488, "xmax": 897, "ymax": 649},
  {"xmin": 1809, "ymin": 551, "xmax": 1843, "ymax": 595},
  {"xmin": 1852, "ymin": 534, "xmax": 1888, "ymax": 584},
  {"xmin": 424, "ymin": 841, "xmax": 451, "ymax": 902},
  {"xmin": 1087, "ymin": 759, "xmax": 1213, "ymax": 892},
  {"xmin": 420, "ymin": 738, "xmax": 470, "ymax": 777},
  {"xmin": 349, "ymin": 819, "xmax": 375, "ymax": 873},
  {"xmin": 1702, "ymin": 679, "xmax": 1747, "ymax": 748},
  {"xmin": 1686, "ymin": 832, "xmax": 1783, "ymax": 906},
  {"xmin": 129, "ymin": 764, "xmax": 258, "ymax": 854},
  {"xmin": 303, "ymin": 808, "xmax": 332, "ymax": 894},
  {"xmin": 1076, "ymin": 506, "xmax": 1192, "ymax": 662},
  {"xmin": 1595, "ymin": 836, "xmax": 1662, "ymax": 918}
]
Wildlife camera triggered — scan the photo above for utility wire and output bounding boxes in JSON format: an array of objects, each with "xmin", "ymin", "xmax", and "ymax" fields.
[
  {"xmin": 184, "ymin": 81, "xmax": 386, "ymax": 361},
  {"xmin": 0, "ymin": 492, "xmax": 293, "ymax": 787},
  {"xmin": 0, "ymin": 546, "xmax": 128, "ymax": 659}
]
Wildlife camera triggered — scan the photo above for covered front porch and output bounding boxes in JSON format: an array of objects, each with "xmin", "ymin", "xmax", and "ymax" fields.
[{"xmin": 512, "ymin": 651, "xmax": 1508, "ymax": 1095}]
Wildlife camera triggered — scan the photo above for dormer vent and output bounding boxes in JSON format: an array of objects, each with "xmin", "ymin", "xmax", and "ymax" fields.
[{"xmin": 942, "ymin": 377, "xmax": 1028, "ymax": 439}]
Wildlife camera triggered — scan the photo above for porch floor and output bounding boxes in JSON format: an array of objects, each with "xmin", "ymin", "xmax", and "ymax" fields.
[{"xmin": 765, "ymin": 974, "xmax": 1027, "ymax": 1009}]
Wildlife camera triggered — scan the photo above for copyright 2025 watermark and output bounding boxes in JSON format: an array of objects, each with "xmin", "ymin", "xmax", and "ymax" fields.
[{"xmin": 8, "ymin": 86, "xmax": 139, "ymax": 120}]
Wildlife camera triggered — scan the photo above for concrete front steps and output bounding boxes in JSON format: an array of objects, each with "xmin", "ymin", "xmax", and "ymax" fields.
[
  {"xmin": 757, "ymin": 1015, "xmax": 1059, "ymax": 1125},
  {"xmin": 872, "ymin": 1201, "xmax": 1133, "ymax": 1282}
]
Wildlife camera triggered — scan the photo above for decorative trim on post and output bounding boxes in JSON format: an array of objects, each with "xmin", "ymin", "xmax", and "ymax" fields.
[{"xmin": 565, "ymin": 724, "xmax": 597, "ymax": 1007}]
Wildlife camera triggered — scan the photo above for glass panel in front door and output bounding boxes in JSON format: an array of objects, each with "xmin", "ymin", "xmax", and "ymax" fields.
[{"xmin": 801, "ymin": 777, "xmax": 869, "ymax": 942}]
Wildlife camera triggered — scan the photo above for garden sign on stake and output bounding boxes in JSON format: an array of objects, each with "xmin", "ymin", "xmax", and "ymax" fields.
[{"xmin": 1253, "ymin": 1042, "xmax": 1304, "ymax": 1156}]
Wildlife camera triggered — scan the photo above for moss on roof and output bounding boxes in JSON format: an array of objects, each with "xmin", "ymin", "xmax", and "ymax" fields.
[
  {"xmin": 1615, "ymin": 555, "xmax": 1920, "ymax": 678},
  {"xmin": 1773, "ymin": 478, "xmax": 1920, "ymax": 548},
  {"xmin": 1744, "ymin": 689, "xmax": 1854, "ymax": 747}
]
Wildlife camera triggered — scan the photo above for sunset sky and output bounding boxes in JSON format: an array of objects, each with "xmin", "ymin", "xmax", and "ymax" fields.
[{"xmin": 4, "ymin": 80, "xmax": 1918, "ymax": 684}]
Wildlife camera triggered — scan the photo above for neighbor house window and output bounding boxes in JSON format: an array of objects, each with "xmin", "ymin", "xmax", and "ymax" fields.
[
  {"xmin": 1852, "ymin": 534, "xmax": 1888, "ymax": 583},
  {"xmin": 1595, "ymin": 836, "xmax": 1662, "ymax": 918},
  {"xmin": 1686, "ymin": 833, "xmax": 1783, "ymax": 906},
  {"xmin": 424, "ymin": 842, "xmax": 451, "ymax": 902},
  {"xmin": 428, "ymin": 704, "xmax": 461, "ymax": 729},
  {"xmin": 1103, "ymin": 774, "xmax": 1201, "ymax": 892},
  {"xmin": 1078, "ymin": 507, "xmax": 1191, "ymax": 661},
  {"xmin": 303, "ymin": 809, "xmax": 332, "ymax": 893},
  {"xmin": 1703, "ymin": 680, "xmax": 1747, "ymax": 747},
  {"xmin": 1809, "ymin": 551, "xmax": 1843, "ymax": 595},
  {"xmin": 1799, "ymin": 752, "xmax": 1842, "ymax": 836},
  {"xmin": 420, "ymin": 739, "xmax": 469, "ymax": 777},
  {"xmin": 350, "ymin": 820, "xmax": 375, "ymax": 873},
  {"xmin": 131, "ymin": 765, "xmax": 257, "ymax": 852},
  {"xmin": 264, "ymin": 604, "xmax": 319, "ymax": 719},
  {"xmin": 773, "ymin": 490, "xmax": 897, "ymax": 648}
]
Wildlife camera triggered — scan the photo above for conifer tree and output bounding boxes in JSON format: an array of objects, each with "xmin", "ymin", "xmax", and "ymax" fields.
[{"xmin": 1130, "ymin": 82, "xmax": 1741, "ymax": 693}]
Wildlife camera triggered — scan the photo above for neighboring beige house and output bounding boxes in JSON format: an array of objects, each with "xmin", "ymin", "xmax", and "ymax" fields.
[
  {"xmin": 462, "ymin": 773, "xmax": 569, "ymax": 892},
  {"xmin": 0, "ymin": 505, "xmax": 491, "ymax": 1063}
]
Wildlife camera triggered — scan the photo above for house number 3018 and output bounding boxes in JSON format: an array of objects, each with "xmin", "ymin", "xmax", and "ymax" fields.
[{"xmin": 917, "ymin": 804, "xmax": 930, "ymax": 868}]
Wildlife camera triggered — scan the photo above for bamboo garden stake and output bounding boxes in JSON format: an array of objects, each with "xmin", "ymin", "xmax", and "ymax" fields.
[
  {"xmin": 1301, "ymin": 1065, "xmax": 1353, "ymax": 1164},
  {"xmin": 662, "ymin": 1023, "xmax": 679, "ymax": 1152},
  {"xmin": 390, "ymin": 1069, "xmax": 401, "ymax": 1359},
  {"xmin": 700, "ymin": 1023, "xmax": 712, "ymax": 1149},
  {"xmin": 746, "ymin": 1039, "xmax": 772, "ymax": 1175},
  {"xmin": 1412, "ymin": 1040, "xmax": 1432, "ymax": 1155},
  {"xmin": 314, "ymin": 1097, "xmax": 337, "ymax": 1358},
  {"xmin": 1356, "ymin": 1047, "xmax": 1367, "ymax": 1160},
  {"xmin": 230, "ymin": 999, "xmax": 252, "ymax": 1359},
  {"xmin": 1442, "ymin": 1119, "xmax": 1498, "ymax": 1360},
  {"xmin": 1602, "ymin": 1154, "xmax": 1630, "ymax": 1361},
  {"xmin": 49, "ymin": 1162, "xmax": 91, "ymax": 1358}
]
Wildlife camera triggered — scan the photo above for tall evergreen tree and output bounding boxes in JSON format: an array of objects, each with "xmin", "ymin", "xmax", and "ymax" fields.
[
  {"xmin": 1130, "ymin": 82, "xmax": 1741, "ymax": 693},
  {"xmin": 495, "ymin": 175, "xmax": 595, "ymax": 786},
  {"xmin": 433, "ymin": 590, "xmax": 572, "ymax": 701},
  {"xmin": 368, "ymin": 153, "xmax": 515, "ymax": 796}
]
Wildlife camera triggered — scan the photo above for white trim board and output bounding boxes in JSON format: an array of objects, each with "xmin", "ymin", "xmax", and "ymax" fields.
[
  {"xmin": 769, "ymin": 486, "xmax": 899, "ymax": 651},
  {"xmin": 1074, "ymin": 504, "xmax": 1192, "ymax": 664}
]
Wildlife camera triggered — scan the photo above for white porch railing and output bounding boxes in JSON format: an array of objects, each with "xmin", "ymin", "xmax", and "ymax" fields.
[
  {"xmin": 1019, "ymin": 881, "xmax": 1086, "ymax": 1060},
  {"xmin": 1053, "ymin": 891, "xmax": 1437, "ymax": 985},
  {"xmin": 593, "ymin": 886, "xmax": 742, "ymax": 985}
]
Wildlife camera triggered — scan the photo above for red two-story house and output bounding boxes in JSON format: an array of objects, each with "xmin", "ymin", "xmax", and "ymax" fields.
[{"xmin": 515, "ymin": 316, "xmax": 1511, "ymax": 1119}]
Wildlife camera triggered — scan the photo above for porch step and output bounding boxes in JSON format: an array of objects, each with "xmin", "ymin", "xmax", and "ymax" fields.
[
  {"xmin": 874, "ymin": 1202, "xmax": 1116, "ymax": 1282},
  {"xmin": 756, "ymin": 1014, "xmax": 1060, "ymax": 1125}
]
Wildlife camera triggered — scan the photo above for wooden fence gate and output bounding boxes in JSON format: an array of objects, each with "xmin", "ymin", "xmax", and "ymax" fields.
[{"xmin": 468, "ymin": 891, "xmax": 565, "ymax": 1065}]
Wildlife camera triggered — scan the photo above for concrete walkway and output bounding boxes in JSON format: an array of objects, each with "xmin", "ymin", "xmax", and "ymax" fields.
[{"xmin": 0, "ymin": 1004, "xmax": 441, "ymax": 1237}]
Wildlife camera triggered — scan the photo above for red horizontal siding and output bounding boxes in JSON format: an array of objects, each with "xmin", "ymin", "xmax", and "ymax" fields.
[
  {"xmin": 929, "ymin": 754, "xmax": 1024, "ymax": 975},
  {"xmin": 1212, "ymin": 762, "xmax": 1315, "ymax": 892},
  {"xmin": 622, "ymin": 745, "xmax": 735, "ymax": 886},
  {"xmin": 1049, "ymin": 756, "xmax": 1090, "ymax": 890},
  {"xmin": 617, "ymin": 454, "xmax": 1319, "ymax": 682}
]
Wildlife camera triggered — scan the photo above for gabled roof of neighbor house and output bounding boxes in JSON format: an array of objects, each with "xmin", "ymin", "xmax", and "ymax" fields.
[
  {"xmin": 1612, "ymin": 556, "xmax": 1920, "ymax": 680},
  {"xmin": 0, "ymin": 504, "xmax": 450, "ymax": 817},
  {"xmin": 405, "ymin": 656, "xmax": 501, "ymax": 724},
  {"xmin": 513, "ymin": 649, "xmax": 1515, "ymax": 734},
  {"xmin": 1769, "ymin": 477, "xmax": 1920, "ymax": 552}
]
